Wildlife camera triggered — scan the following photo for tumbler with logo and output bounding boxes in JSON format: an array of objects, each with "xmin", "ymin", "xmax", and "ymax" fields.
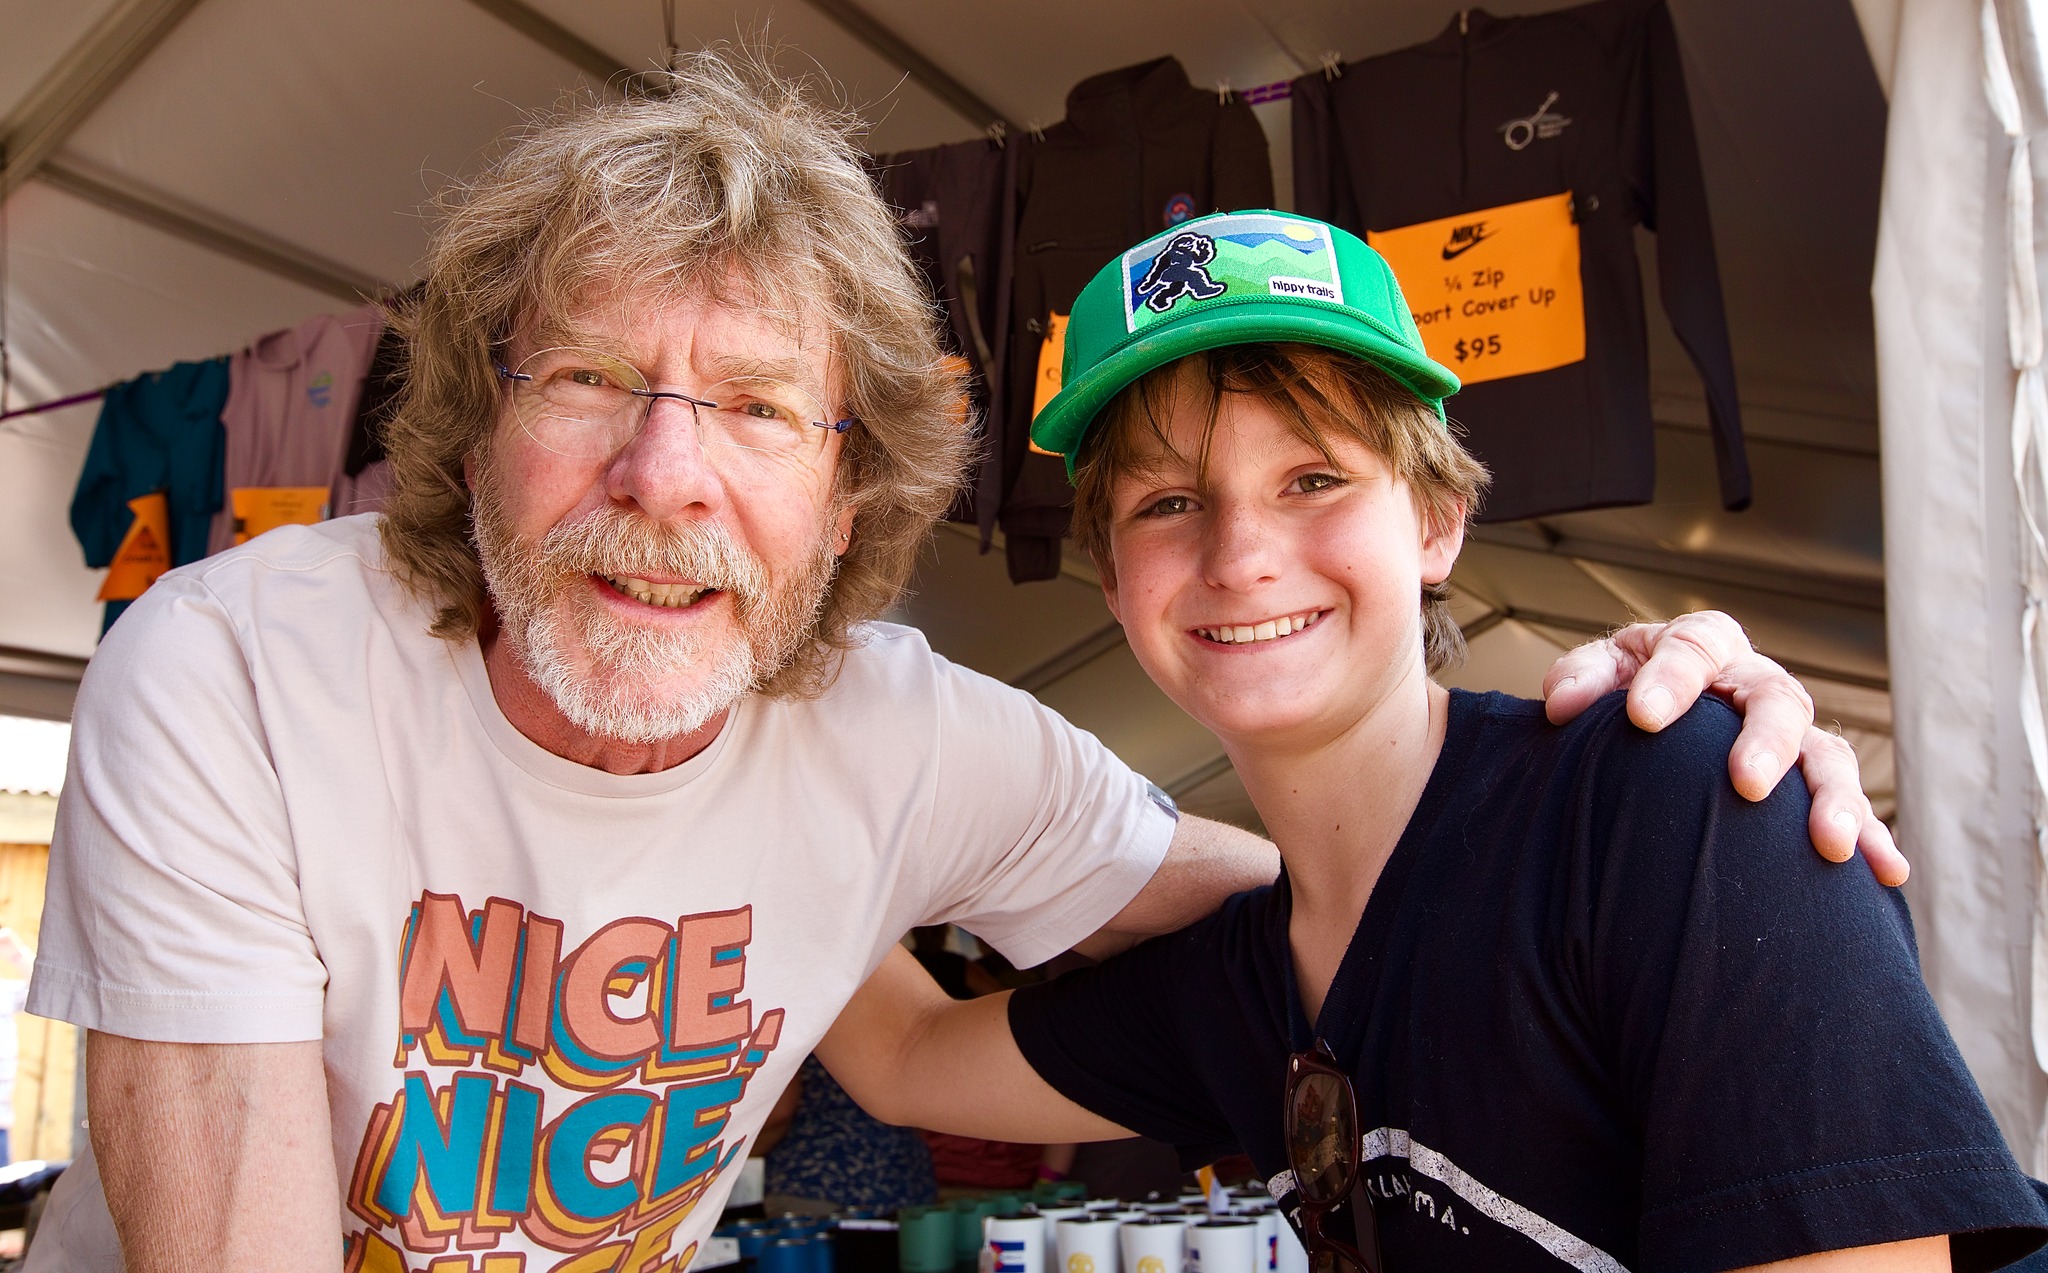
[
  {"xmin": 1056, "ymin": 1214, "xmax": 1122, "ymax": 1273},
  {"xmin": 984, "ymin": 1215, "xmax": 1047, "ymax": 1273},
  {"xmin": 1118, "ymin": 1216, "xmax": 1187, "ymax": 1273}
]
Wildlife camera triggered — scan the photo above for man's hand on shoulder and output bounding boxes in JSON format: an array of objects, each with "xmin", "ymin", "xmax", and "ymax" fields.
[{"xmin": 1541, "ymin": 610, "xmax": 1905, "ymax": 887}]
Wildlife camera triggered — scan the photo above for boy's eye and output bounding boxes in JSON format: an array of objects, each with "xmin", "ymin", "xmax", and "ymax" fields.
[
  {"xmin": 1142, "ymin": 494, "xmax": 1193, "ymax": 517},
  {"xmin": 1295, "ymin": 472, "xmax": 1344, "ymax": 494}
]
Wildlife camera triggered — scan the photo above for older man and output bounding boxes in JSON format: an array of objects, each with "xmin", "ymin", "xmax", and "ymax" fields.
[{"xmin": 26, "ymin": 52, "xmax": 1881, "ymax": 1273}]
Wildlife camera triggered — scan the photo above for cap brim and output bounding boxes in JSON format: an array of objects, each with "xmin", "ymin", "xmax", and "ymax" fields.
[{"xmin": 1032, "ymin": 301, "xmax": 1463, "ymax": 475}]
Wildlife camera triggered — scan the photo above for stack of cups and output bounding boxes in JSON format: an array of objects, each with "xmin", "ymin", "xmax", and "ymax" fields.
[
  {"xmin": 1119, "ymin": 1216, "xmax": 1187, "ymax": 1273},
  {"xmin": 1186, "ymin": 1220, "xmax": 1258, "ymax": 1273},
  {"xmin": 984, "ymin": 1215, "xmax": 1046, "ymax": 1273},
  {"xmin": 1055, "ymin": 1214, "xmax": 1122, "ymax": 1273}
]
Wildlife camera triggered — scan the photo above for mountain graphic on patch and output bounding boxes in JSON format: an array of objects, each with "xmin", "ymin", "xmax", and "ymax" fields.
[{"xmin": 1121, "ymin": 213, "xmax": 1344, "ymax": 333}]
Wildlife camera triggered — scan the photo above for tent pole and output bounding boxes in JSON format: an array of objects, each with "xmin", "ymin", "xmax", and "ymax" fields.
[
  {"xmin": 0, "ymin": 0, "xmax": 203, "ymax": 201},
  {"xmin": 33, "ymin": 159, "xmax": 386, "ymax": 303},
  {"xmin": 459, "ymin": 0, "xmax": 634, "ymax": 89},
  {"xmin": 798, "ymin": 0, "xmax": 1008, "ymax": 131}
]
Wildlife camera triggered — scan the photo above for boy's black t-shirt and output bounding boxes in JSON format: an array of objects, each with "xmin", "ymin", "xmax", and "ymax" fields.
[{"xmin": 1009, "ymin": 691, "xmax": 2048, "ymax": 1272}]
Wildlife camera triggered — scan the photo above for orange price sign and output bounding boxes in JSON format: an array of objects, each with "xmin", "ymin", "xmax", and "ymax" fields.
[
  {"xmin": 1368, "ymin": 191, "xmax": 1586, "ymax": 386},
  {"xmin": 97, "ymin": 492, "xmax": 172, "ymax": 602}
]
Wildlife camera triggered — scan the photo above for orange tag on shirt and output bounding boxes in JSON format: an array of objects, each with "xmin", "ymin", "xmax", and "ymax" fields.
[
  {"xmin": 1368, "ymin": 191, "xmax": 1585, "ymax": 386},
  {"xmin": 97, "ymin": 492, "xmax": 172, "ymax": 601},
  {"xmin": 231, "ymin": 486, "xmax": 329, "ymax": 546},
  {"xmin": 1028, "ymin": 312, "xmax": 1069, "ymax": 453}
]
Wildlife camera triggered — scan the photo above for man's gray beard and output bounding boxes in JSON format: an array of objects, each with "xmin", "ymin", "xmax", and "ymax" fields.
[{"xmin": 472, "ymin": 467, "xmax": 837, "ymax": 745}]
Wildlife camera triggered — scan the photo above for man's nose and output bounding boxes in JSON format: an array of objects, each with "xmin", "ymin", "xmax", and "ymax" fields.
[{"xmin": 603, "ymin": 398, "xmax": 725, "ymax": 519}]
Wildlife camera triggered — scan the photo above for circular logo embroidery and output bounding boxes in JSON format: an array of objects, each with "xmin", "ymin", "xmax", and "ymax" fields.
[{"xmin": 1163, "ymin": 193, "xmax": 1197, "ymax": 226}]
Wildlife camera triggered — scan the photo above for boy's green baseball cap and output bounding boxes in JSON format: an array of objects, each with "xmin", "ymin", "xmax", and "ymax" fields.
[{"xmin": 1029, "ymin": 210, "xmax": 1460, "ymax": 477}]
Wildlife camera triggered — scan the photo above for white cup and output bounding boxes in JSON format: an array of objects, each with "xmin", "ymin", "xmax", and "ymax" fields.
[
  {"xmin": 1271, "ymin": 1216, "xmax": 1308, "ymax": 1273},
  {"xmin": 985, "ymin": 1216, "xmax": 1046, "ymax": 1273},
  {"xmin": 1245, "ymin": 1211, "xmax": 1280, "ymax": 1273},
  {"xmin": 1186, "ymin": 1220, "xmax": 1258, "ymax": 1273},
  {"xmin": 1056, "ymin": 1215, "xmax": 1122, "ymax": 1273},
  {"xmin": 1037, "ymin": 1207, "xmax": 1088, "ymax": 1273},
  {"xmin": 1119, "ymin": 1217, "xmax": 1187, "ymax": 1273}
]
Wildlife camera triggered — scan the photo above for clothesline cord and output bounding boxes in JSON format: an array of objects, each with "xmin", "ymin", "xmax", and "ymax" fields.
[{"xmin": 0, "ymin": 387, "xmax": 107, "ymax": 424}]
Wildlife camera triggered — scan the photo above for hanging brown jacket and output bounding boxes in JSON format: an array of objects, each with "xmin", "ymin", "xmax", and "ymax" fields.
[
  {"xmin": 1000, "ymin": 57, "xmax": 1273, "ymax": 582},
  {"xmin": 877, "ymin": 139, "xmax": 1016, "ymax": 544}
]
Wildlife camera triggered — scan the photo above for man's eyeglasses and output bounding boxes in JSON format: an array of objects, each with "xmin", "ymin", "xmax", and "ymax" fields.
[
  {"xmin": 495, "ymin": 346, "xmax": 855, "ymax": 466},
  {"xmin": 1284, "ymin": 1041, "xmax": 1382, "ymax": 1273}
]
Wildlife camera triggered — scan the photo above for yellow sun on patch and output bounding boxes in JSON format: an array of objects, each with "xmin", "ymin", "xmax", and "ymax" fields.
[{"xmin": 1283, "ymin": 223, "xmax": 1318, "ymax": 241}]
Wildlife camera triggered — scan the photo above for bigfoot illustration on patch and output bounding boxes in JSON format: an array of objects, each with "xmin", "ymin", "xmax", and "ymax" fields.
[{"xmin": 1136, "ymin": 232, "xmax": 1227, "ymax": 313}]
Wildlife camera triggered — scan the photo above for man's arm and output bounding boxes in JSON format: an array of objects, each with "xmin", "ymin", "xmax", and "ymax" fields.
[
  {"xmin": 89, "ymin": 1033, "xmax": 340, "ymax": 1271},
  {"xmin": 818, "ymin": 947, "xmax": 1130, "ymax": 1144},
  {"xmin": 1074, "ymin": 814, "xmax": 1277, "ymax": 958}
]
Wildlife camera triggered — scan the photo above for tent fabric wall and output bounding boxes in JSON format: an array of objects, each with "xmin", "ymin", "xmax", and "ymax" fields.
[{"xmin": 1876, "ymin": 0, "xmax": 2047, "ymax": 1162}]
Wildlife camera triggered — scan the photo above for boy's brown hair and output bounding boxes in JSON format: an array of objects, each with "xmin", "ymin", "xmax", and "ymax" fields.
[{"xmin": 1070, "ymin": 342, "xmax": 1491, "ymax": 674}]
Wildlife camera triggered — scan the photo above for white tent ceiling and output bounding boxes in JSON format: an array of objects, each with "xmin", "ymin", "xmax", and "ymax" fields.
[{"xmin": 0, "ymin": 0, "xmax": 1895, "ymax": 827}]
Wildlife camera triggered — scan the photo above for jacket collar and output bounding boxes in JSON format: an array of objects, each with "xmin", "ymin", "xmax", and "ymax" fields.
[{"xmin": 1063, "ymin": 57, "xmax": 1199, "ymax": 133}]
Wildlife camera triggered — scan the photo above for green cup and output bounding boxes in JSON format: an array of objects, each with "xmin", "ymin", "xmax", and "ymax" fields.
[
  {"xmin": 898, "ymin": 1207, "xmax": 953, "ymax": 1273},
  {"xmin": 953, "ymin": 1198, "xmax": 1000, "ymax": 1265}
]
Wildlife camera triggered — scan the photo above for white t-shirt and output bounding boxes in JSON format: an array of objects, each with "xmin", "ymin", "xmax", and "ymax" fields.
[{"xmin": 27, "ymin": 515, "xmax": 1173, "ymax": 1272}]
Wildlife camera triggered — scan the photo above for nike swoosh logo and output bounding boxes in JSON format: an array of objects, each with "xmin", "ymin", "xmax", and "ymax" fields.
[{"xmin": 1440, "ymin": 233, "xmax": 1495, "ymax": 260}]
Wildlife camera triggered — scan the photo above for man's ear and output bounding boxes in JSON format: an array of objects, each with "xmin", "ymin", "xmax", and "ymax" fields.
[
  {"xmin": 1420, "ymin": 499, "xmax": 1467, "ymax": 587},
  {"xmin": 461, "ymin": 451, "xmax": 477, "ymax": 489},
  {"xmin": 832, "ymin": 505, "xmax": 856, "ymax": 557}
]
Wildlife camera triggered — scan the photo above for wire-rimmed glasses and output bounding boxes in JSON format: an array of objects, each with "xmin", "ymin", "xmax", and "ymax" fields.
[
  {"xmin": 1284, "ymin": 1041, "xmax": 1383, "ymax": 1273},
  {"xmin": 495, "ymin": 346, "xmax": 854, "ymax": 466}
]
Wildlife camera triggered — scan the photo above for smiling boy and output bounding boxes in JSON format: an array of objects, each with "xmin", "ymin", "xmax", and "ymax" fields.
[{"xmin": 819, "ymin": 212, "xmax": 2048, "ymax": 1272}]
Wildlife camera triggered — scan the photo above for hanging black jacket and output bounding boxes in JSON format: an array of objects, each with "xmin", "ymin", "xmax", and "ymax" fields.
[
  {"xmin": 1293, "ymin": 0, "xmax": 1750, "ymax": 520},
  {"xmin": 1001, "ymin": 56, "xmax": 1273, "ymax": 581},
  {"xmin": 877, "ymin": 139, "xmax": 1016, "ymax": 545}
]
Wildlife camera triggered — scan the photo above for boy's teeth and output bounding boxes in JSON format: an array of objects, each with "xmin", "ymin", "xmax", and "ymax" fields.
[
  {"xmin": 1201, "ymin": 610, "xmax": 1322, "ymax": 645},
  {"xmin": 604, "ymin": 575, "xmax": 711, "ymax": 608}
]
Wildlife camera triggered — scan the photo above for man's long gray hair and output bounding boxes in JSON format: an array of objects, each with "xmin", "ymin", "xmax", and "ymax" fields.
[{"xmin": 378, "ymin": 46, "xmax": 970, "ymax": 696}]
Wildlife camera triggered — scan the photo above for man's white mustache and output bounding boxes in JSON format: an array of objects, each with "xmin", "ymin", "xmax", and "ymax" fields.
[{"xmin": 530, "ymin": 510, "xmax": 769, "ymax": 600}]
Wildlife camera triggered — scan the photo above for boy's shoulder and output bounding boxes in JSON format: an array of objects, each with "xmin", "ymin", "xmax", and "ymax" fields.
[
  {"xmin": 1450, "ymin": 686, "xmax": 1746, "ymax": 805},
  {"xmin": 1425, "ymin": 688, "xmax": 1788, "ymax": 923}
]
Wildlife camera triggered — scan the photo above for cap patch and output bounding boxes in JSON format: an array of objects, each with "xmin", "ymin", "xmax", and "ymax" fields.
[{"xmin": 1121, "ymin": 213, "xmax": 1344, "ymax": 334}]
